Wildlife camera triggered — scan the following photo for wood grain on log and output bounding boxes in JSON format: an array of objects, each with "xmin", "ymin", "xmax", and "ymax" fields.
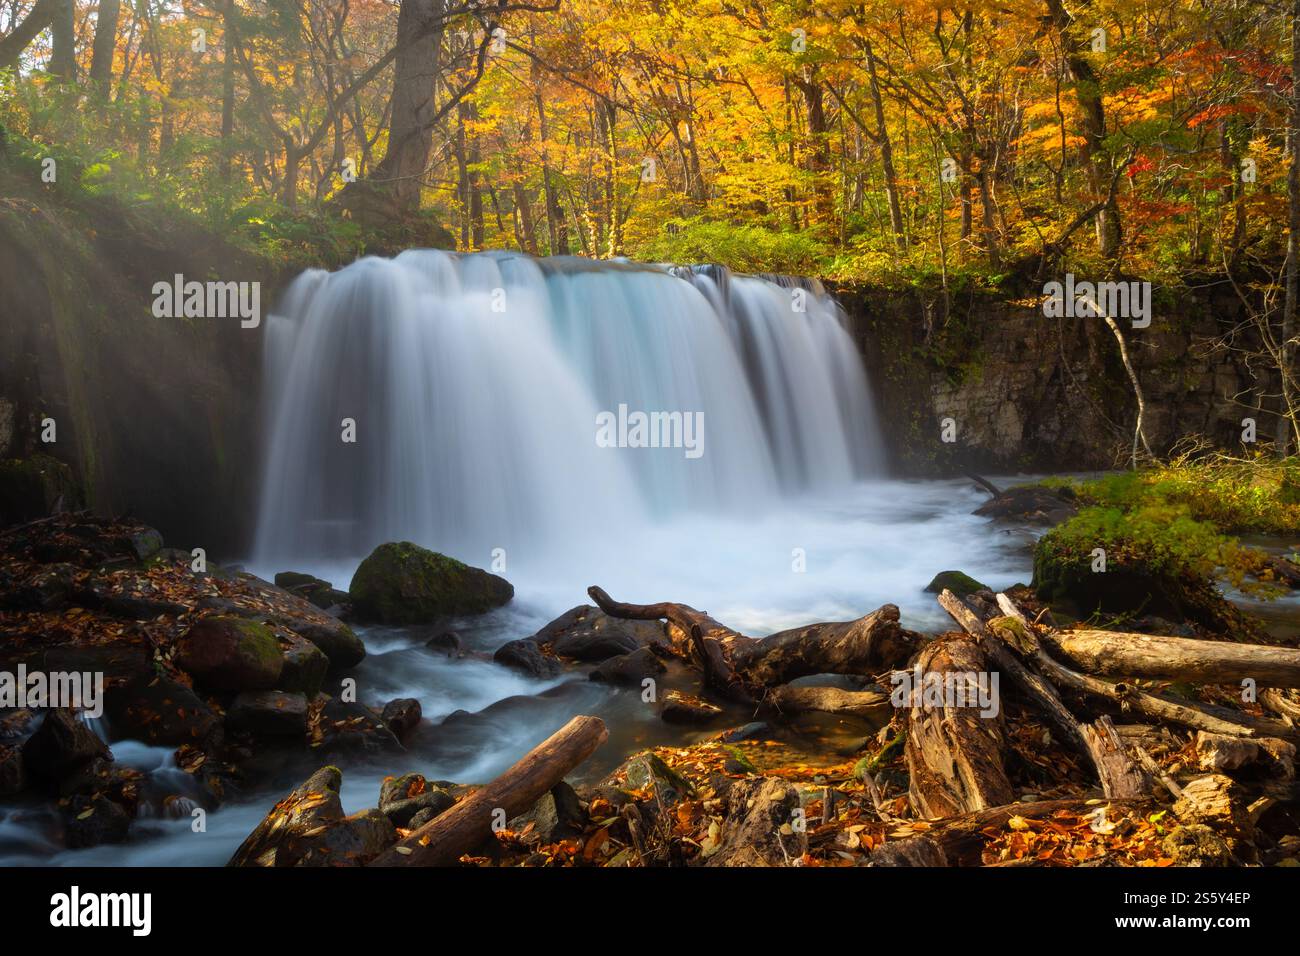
[
  {"xmin": 1044, "ymin": 629, "xmax": 1300, "ymax": 687},
  {"xmin": 369, "ymin": 715, "xmax": 608, "ymax": 867},
  {"xmin": 904, "ymin": 635, "xmax": 1014, "ymax": 819}
]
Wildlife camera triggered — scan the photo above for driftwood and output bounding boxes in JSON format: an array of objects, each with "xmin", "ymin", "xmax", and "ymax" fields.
[
  {"xmin": 588, "ymin": 585, "xmax": 919, "ymax": 703},
  {"xmin": 757, "ymin": 685, "xmax": 891, "ymax": 720},
  {"xmin": 940, "ymin": 589, "xmax": 1150, "ymax": 798},
  {"xmin": 1043, "ymin": 629, "xmax": 1300, "ymax": 687},
  {"xmin": 369, "ymin": 715, "xmax": 608, "ymax": 867},
  {"xmin": 904, "ymin": 635, "xmax": 1014, "ymax": 818},
  {"xmin": 989, "ymin": 593, "xmax": 1299, "ymax": 741}
]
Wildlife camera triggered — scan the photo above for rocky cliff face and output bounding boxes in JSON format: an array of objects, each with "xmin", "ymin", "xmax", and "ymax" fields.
[{"xmin": 833, "ymin": 281, "xmax": 1279, "ymax": 476}]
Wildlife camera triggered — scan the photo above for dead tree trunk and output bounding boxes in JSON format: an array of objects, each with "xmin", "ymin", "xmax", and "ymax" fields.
[
  {"xmin": 1044, "ymin": 629, "xmax": 1300, "ymax": 687},
  {"xmin": 369, "ymin": 715, "xmax": 607, "ymax": 867},
  {"xmin": 904, "ymin": 635, "xmax": 1015, "ymax": 818},
  {"xmin": 588, "ymin": 586, "xmax": 919, "ymax": 702}
]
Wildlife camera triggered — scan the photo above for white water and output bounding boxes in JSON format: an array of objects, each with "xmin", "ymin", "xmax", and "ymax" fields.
[{"xmin": 252, "ymin": 251, "xmax": 884, "ymax": 565}]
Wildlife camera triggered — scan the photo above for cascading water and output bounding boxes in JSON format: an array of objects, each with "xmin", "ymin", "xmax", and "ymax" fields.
[{"xmin": 252, "ymin": 250, "xmax": 884, "ymax": 568}]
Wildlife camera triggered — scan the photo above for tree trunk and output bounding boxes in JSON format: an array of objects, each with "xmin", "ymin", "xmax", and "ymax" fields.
[
  {"xmin": 0, "ymin": 0, "xmax": 58, "ymax": 72},
  {"xmin": 48, "ymin": 0, "xmax": 76, "ymax": 80},
  {"xmin": 904, "ymin": 636, "xmax": 1015, "ymax": 819},
  {"xmin": 364, "ymin": 0, "xmax": 446, "ymax": 214},
  {"xmin": 1046, "ymin": 0, "xmax": 1121, "ymax": 259},
  {"xmin": 89, "ymin": 0, "xmax": 121, "ymax": 90},
  {"xmin": 369, "ymin": 716, "xmax": 608, "ymax": 867}
]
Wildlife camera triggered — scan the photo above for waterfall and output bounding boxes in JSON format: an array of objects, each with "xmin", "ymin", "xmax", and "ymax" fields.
[{"xmin": 252, "ymin": 250, "xmax": 884, "ymax": 567}]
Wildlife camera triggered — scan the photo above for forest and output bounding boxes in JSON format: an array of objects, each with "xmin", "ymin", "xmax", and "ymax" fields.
[{"xmin": 0, "ymin": 0, "xmax": 1299, "ymax": 903}]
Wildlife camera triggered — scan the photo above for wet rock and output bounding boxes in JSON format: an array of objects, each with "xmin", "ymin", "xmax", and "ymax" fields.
[
  {"xmin": 207, "ymin": 578, "xmax": 366, "ymax": 668},
  {"xmin": 384, "ymin": 790, "xmax": 456, "ymax": 829},
  {"xmin": 274, "ymin": 572, "xmax": 349, "ymax": 610},
  {"xmin": 622, "ymin": 753, "xmax": 694, "ymax": 805},
  {"xmin": 493, "ymin": 639, "xmax": 562, "ymax": 678},
  {"xmin": 3, "ymin": 562, "xmax": 78, "ymax": 610},
  {"xmin": 508, "ymin": 781, "xmax": 587, "ymax": 844},
  {"xmin": 380, "ymin": 698, "xmax": 422, "ymax": 740},
  {"xmin": 21, "ymin": 709, "xmax": 110, "ymax": 782},
  {"xmin": 590, "ymin": 646, "xmax": 666, "ymax": 685},
  {"xmin": 225, "ymin": 690, "xmax": 309, "ymax": 738},
  {"xmin": 377, "ymin": 773, "xmax": 456, "ymax": 829},
  {"xmin": 349, "ymin": 541, "xmax": 514, "ymax": 624},
  {"xmin": 660, "ymin": 690, "xmax": 724, "ymax": 725},
  {"xmin": 278, "ymin": 634, "xmax": 329, "ymax": 696},
  {"xmin": 229, "ymin": 766, "xmax": 395, "ymax": 866},
  {"xmin": 64, "ymin": 794, "xmax": 132, "ymax": 849},
  {"xmin": 703, "ymin": 776, "xmax": 806, "ymax": 867},
  {"xmin": 534, "ymin": 605, "xmax": 665, "ymax": 659},
  {"xmin": 317, "ymin": 697, "xmax": 403, "ymax": 756},
  {"xmin": 175, "ymin": 615, "xmax": 283, "ymax": 691},
  {"xmin": 717, "ymin": 722, "xmax": 772, "ymax": 743},
  {"xmin": 125, "ymin": 528, "xmax": 164, "ymax": 562},
  {"xmin": 0, "ymin": 743, "xmax": 27, "ymax": 796},
  {"xmin": 427, "ymin": 631, "xmax": 462, "ymax": 656},
  {"xmin": 974, "ymin": 484, "xmax": 1077, "ymax": 525},
  {"xmin": 104, "ymin": 675, "xmax": 218, "ymax": 747},
  {"xmin": 924, "ymin": 570, "xmax": 988, "ymax": 598}
]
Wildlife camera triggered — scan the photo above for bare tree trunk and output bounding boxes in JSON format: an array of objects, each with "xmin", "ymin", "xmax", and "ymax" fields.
[
  {"xmin": 864, "ymin": 40, "xmax": 905, "ymax": 249},
  {"xmin": 219, "ymin": 0, "xmax": 236, "ymax": 181},
  {"xmin": 0, "ymin": 0, "xmax": 57, "ymax": 72},
  {"xmin": 48, "ymin": 0, "xmax": 76, "ymax": 80},
  {"xmin": 89, "ymin": 0, "xmax": 121, "ymax": 90}
]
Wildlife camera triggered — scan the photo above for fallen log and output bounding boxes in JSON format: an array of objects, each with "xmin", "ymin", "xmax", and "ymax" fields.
[
  {"xmin": 1080, "ymin": 715, "xmax": 1151, "ymax": 799},
  {"xmin": 369, "ymin": 715, "xmax": 608, "ymax": 867},
  {"xmin": 992, "ymin": 594, "xmax": 1299, "ymax": 741},
  {"xmin": 904, "ymin": 635, "xmax": 1015, "ymax": 818},
  {"xmin": 939, "ymin": 589, "xmax": 1149, "ymax": 798},
  {"xmin": 1043, "ymin": 629, "xmax": 1300, "ymax": 688},
  {"xmin": 588, "ymin": 586, "xmax": 919, "ymax": 701},
  {"xmin": 1259, "ymin": 688, "xmax": 1300, "ymax": 723},
  {"xmin": 758, "ymin": 684, "xmax": 891, "ymax": 721}
]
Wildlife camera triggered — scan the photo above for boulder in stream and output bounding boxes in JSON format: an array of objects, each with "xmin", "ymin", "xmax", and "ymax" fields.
[
  {"xmin": 349, "ymin": 541, "xmax": 514, "ymax": 624},
  {"xmin": 175, "ymin": 615, "xmax": 283, "ymax": 691}
]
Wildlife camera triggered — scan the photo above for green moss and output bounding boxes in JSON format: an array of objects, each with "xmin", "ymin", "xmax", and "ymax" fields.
[
  {"xmin": 924, "ymin": 570, "xmax": 988, "ymax": 597},
  {"xmin": 349, "ymin": 541, "xmax": 513, "ymax": 624}
]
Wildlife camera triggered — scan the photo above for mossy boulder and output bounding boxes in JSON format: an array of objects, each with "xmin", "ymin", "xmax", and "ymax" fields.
[
  {"xmin": 349, "ymin": 541, "xmax": 514, "ymax": 624},
  {"xmin": 1033, "ymin": 528, "xmax": 1261, "ymax": 638},
  {"xmin": 924, "ymin": 570, "xmax": 988, "ymax": 597},
  {"xmin": 0, "ymin": 454, "xmax": 80, "ymax": 527},
  {"xmin": 175, "ymin": 615, "xmax": 284, "ymax": 691}
]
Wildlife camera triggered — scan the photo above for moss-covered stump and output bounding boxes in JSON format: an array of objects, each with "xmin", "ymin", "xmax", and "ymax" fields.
[{"xmin": 349, "ymin": 541, "xmax": 514, "ymax": 624}]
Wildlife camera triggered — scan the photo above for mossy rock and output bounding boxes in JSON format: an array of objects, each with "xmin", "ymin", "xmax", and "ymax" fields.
[
  {"xmin": 175, "ymin": 615, "xmax": 284, "ymax": 691},
  {"xmin": 924, "ymin": 570, "xmax": 988, "ymax": 597},
  {"xmin": 349, "ymin": 541, "xmax": 514, "ymax": 624},
  {"xmin": 1032, "ymin": 537, "xmax": 1261, "ymax": 638},
  {"xmin": 0, "ymin": 454, "xmax": 80, "ymax": 527}
]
